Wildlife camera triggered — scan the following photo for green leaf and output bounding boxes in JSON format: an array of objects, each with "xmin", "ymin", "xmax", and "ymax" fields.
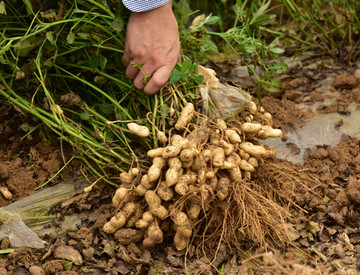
[
  {"xmin": 267, "ymin": 62, "xmax": 288, "ymax": 74},
  {"xmin": 94, "ymin": 75, "xmax": 107, "ymax": 84},
  {"xmin": 260, "ymin": 77, "xmax": 282, "ymax": 92},
  {"xmin": 193, "ymin": 75, "xmax": 204, "ymax": 84},
  {"xmin": 250, "ymin": 0, "xmax": 272, "ymax": 26},
  {"xmin": 43, "ymin": 59, "xmax": 53, "ymax": 68},
  {"xmin": 46, "ymin": 32, "xmax": 55, "ymax": 45},
  {"xmin": 110, "ymin": 17, "xmax": 124, "ymax": 32},
  {"xmin": 190, "ymin": 63, "xmax": 198, "ymax": 74},
  {"xmin": 283, "ymin": 0, "xmax": 297, "ymax": 12},
  {"xmin": 89, "ymin": 54, "xmax": 107, "ymax": 71},
  {"xmin": 185, "ymin": 82, "xmax": 193, "ymax": 89},
  {"xmin": 181, "ymin": 72, "xmax": 189, "ymax": 82},
  {"xmin": 270, "ymin": 47, "xmax": 285, "ymax": 54},
  {"xmin": 20, "ymin": 122, "xmax": 33, "ymax": 132},
  {"xmin": 268, "ymin": 37, "xmax": 280, "ymax": 49},
  {"xmin": 244, "ymin": 44, "xmax": 256, "ymax": 53},
  {"xmin": 99, "ymin": 56, "xmax": 107, "ymax": 71},
  {"xmin": 116, "ymin": 108, "xmax": 129, "ymax": 120},
  {"xmin": 67, "ymin": 33, "xmax": 75, "ymax": 44},
  {"xmin": 98, "ymin": 103, "xmax": 113, "ymax": 115},
  {"xmin": 0, "ymin": 56, "xmax": 8, "ymax": 65},
  {"xmin": 14, "ymin": 36, "xmax": 45, "ymax": 56},
  {"xmin": 61, "ymin": 260, "xmax": 73, "ymax": 271},
  {"xmin": 170, "ymin": 69, "xmax": 181, "ymax": 84},
  {"xmin": 180, "ymin": 59, "xmax": 192, "ymax": 74},
  {"xmin": 174, "ymin": 63, "xmax": 181, "ymax": 71},
  {"xmin": 80, "ymin": 112, "xmax": 90, "ymax": 120},
  {"xmin": 90, "ymin": 33, "xmax": 102, "ymax": 42},
  {"xmin": 173, "ymin": 0, "xmax": 191, "ymax": 28},
  {"xmin": 77, "ymin": 33, "xmax": 90, "ymax": 40},
  {"xmin": 323, "ymin": 195, "xmax": 331, "ymax": 203},
  {"xmin": 0, "ymin": 249, "xmax": 15, "ymax": 254},
  {"xmin": 204, "ymin": 15, "xmax": 220, "ymax": 25},
  {"xmin": 251, "ymin": 14, "xmax": 275, "ymax": 26},
  {"xmin": 23, "ymin": 0, "xmax": 33, "ymax": 15},
  {"xmin": 105, "ymin": 131, "xmax": 115, "ymax": 142},
  {"xmin": 201, "ymin": 39, "xmax": 219, "ymax": 55},
  {"xmin": 0, "ymin": 1, "xmax": 6, "ymax": 15}
]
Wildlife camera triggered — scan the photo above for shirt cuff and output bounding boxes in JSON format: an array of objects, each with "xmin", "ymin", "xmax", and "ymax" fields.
[{"xmin": 122, "ymin": 0, "xmax": 171, "ymax": 12}]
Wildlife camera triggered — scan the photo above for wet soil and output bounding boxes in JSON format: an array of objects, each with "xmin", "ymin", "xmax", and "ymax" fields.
[{"xmin": 0, "ymin": 58, "xmax": 360, "ymax": 274}]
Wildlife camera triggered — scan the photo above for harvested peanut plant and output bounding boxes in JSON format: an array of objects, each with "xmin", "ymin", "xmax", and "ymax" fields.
[{"xmin": 101, "ymin": 98, "xmax": 299, "ymax": 253}]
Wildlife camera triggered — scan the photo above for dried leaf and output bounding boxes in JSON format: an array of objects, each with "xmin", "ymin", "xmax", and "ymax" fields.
[
  {"xmin": 102, "ymin": 242, "xmax": 115, "ymax": 258},
  {"xmin": 118, "ymin": 245, "xmax": 148, "ymax": 265},
  {"xmin": 60, "ymin": 92, "xmax": 82, "ymax": 107},
  {"xmin": 53, "ymin": 245, "xmax": 83, "ymax": 265},
  {"xmin": 339, "ymin": 232, "xmax": 355, "ymax": 251},
  {"xmin": 0, "ymin": 1, "xmax": 6, "ymax": 15},
  {"xmin": 311, "ymin": 247, "xmax": 327, "ymax": 262},
  {"xmin": 287, "ymin": 223, "xmax": 300, "ymax": 241},
  {"xmin": 116, "ymin": 260, "xmax": 130, "ymax": 274},
  {"xmin": 306, "ymin": 221, "xmax": 320, "ymax": 235}
]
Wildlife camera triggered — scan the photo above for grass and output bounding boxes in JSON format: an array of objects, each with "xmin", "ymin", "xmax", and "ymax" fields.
[
  {"xmin": 175, "ymin": 0, "xmax": 288, "ymax": 103},
  {"xmin": 280, "ymin": 0, "xmax": 360, "ymax": 61}
]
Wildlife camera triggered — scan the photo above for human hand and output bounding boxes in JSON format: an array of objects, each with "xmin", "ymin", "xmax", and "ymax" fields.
[{"xmin": 122, "ymin": 1, "xmax": 180, "ymax": 95}]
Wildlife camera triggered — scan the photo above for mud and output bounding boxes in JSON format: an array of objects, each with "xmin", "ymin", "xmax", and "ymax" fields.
[{"xmin": 0, "ymin": 141, "xmax": 64, "ymax": 206}]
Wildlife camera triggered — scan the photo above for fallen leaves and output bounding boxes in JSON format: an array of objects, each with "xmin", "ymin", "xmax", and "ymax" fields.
[{"xmin": 53, "ymin": 245, "xmax": 83, "ymax": 266}]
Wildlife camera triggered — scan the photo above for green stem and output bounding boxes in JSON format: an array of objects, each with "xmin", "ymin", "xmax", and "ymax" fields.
[
  {"xmin": 36, "ymin": 156, "xmax": 75, "ymax": 190},
  {"xmin": 54, "ymin": 64, "xmax": 133, "ymax": 120}
]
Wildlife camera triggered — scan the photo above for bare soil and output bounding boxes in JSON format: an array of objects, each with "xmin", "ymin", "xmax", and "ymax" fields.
[{"xmin": 0, "ymin": 59, "xmax": 359, "ymax": 274}]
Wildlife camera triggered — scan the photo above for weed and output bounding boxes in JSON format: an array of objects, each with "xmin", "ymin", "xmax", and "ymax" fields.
[
  {"xmin": 170, "ymin": 59, "xmax": 204, "ymax": 88},
  {"xmin": 174, "ymin": 0, "xmax": 288, "ymax": 103},
  {"xmin": 281, "ymin": 0, "xmax": 360, "ymax": 61}
]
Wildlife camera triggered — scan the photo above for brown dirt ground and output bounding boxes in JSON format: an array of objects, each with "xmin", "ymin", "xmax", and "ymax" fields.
[{"xmin": 0, "ymin": 59, "xmax": 359, "ymax": 274}]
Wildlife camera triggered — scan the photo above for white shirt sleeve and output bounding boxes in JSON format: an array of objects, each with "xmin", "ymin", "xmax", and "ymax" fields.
[{"xmin": 122, "ymin": 0, "xmax": 171, "ymax": 12}]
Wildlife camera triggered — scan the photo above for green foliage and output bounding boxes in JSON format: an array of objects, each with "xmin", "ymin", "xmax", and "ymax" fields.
[
  {"xmin": 170, "ymin": 59, "xmax": 204, "ymax": 88},
  {"xmin": 281, "ymin": 0, "xmax": 360, "ymax": 60},
  {"xmin": 173, "ymin": 0, "xmax": 288, "ymax": 101},
  {"xmin": 0, "ymin": 0, "xmax": 175, "ymax": 184},
  {"xmin": 61, "ymin": 260, "xmax": 73, "ymax": 271},
  {"xmin": 173, "ymin": 0, "xmax": 221, "ymax": 62}
]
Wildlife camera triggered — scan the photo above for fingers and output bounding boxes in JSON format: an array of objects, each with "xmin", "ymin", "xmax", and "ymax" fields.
[
  {"xmin": 122, "ymin": 48, "xmax": 140, "ymax": 79},
  {"xmin": 125, "ymin": 63, "xmax": 140, "ymax": 79},
  {"xmin": 131, "ymin": 63, "xmax": 155, "ymax": 90},
  {"xmin": 123, "ymin": 50, "xmax": 181, "ymax": 93},
  {"xmin": 143, "ymin": 65, "xmax": 173, "ymax": 95},
  {"xmin": 122, "ymin": 51, "xmax": 130, "ymax": 67}
]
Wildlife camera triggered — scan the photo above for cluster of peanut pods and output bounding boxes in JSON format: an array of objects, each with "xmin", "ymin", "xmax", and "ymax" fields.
[{"xmin": 102, "ymin": 101, "xmax": 282, "ymax": 251}]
